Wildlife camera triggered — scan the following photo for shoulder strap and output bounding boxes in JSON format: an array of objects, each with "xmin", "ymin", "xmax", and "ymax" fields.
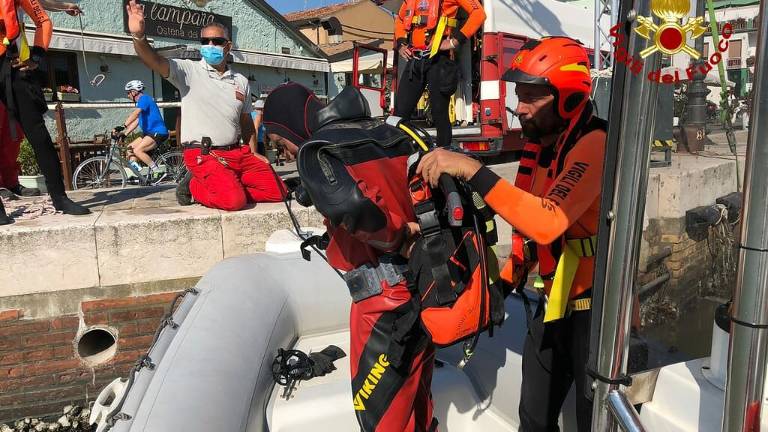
[
  {"xmin": 514, "ymin": 142, "xmax": 541, "ymax": 191},
  {"xmin": 554, "ymin": 102, "xmax": 602, "ymax": 176}
]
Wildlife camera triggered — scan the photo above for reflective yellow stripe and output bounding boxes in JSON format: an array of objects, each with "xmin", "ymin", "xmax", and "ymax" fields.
[
  {"xmin": 543, "ymin": 235, "xmax": 596, "ymax": 322},
  {"xmin": 569, "ymin": 298, "xmax": 591, "ymax": 311},
  {"xmin": 411, "ymin": 16, "xmax": 458, "ymax": 27},
  {"xmin": 4, "ymin": 30, "xmax": 30, "ymax": 61},
  {"xmin": 560, "ymin": 63, "xmax": 590, "ymax": 75},
  {"xmin": 429, "ymin": 16, "xmax": 449, "ymax": 58},
  {"xmin": 17, "ymin": 30, "xmax": 30, "ymax": 62}
]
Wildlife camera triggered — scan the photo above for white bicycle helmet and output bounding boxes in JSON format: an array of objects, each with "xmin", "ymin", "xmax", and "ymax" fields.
[{"xmin": 124, "ymin": 80, "xmax": 145, "ymax": 92}]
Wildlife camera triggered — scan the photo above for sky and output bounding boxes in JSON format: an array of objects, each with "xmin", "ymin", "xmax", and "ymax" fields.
[{"xmin": 269, "ymin": 0, "xmax": 348, "ymax": 14}]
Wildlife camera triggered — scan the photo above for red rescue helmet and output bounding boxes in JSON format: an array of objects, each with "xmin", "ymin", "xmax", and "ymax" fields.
[{"xmin": 502, "ymin": 37, "xmax": 592, "ymax": 121}]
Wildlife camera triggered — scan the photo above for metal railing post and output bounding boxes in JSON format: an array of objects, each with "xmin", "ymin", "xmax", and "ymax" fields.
[
  {"xmin": 587, "ymin": 0, "xmax": 660, "ymax": 428},
  {"xmin": 722, "ymin": 0, "xmax": 768, "ymax": 429},
  {"xmin": 607, "ymin": 390, "xmax": 645, "ymax": 432}
]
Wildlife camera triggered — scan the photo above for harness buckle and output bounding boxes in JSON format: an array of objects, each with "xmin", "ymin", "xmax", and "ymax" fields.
[{"xmin": 343, "ymin": 259, "xmax": 409, "ymax": 303}]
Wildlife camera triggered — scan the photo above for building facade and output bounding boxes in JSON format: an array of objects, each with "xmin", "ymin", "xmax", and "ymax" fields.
[
  {"xmin": 26, "ymin": 0, "xmax": 329, "ymax": 142},
  {"xmin": 700, "ymin": 0, "xmax": 759, "ymax": 98},
  {"xmin": 285, "ymin": 0, "xmax": 394, "ymax": 96}
]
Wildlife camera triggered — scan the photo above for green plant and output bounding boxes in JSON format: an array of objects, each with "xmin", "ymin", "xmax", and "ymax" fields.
[{"xmin": 18, "ymin": 138, "xmax": 40, "ymax": 176}]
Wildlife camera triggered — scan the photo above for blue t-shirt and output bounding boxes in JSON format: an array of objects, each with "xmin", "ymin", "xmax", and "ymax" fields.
[
  {"xmin": 250, "ymin": 110, "xmax": 266, "ymax": 143},
  {"xmin": 136, "ymin": 94, "xmax": 169, "ymax": 136}
]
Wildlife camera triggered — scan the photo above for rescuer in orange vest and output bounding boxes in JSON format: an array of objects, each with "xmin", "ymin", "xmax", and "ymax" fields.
[
  {"xmin": 416, "ymin": 37, "xmax": 607, "ymax": 431},
  {"xmin": 393, "ymin": 0, "xmax": 485, "ymax": 147},
  {"xmin": 0, "ymin": 0, "xmax": 89, "ymax": 225}
]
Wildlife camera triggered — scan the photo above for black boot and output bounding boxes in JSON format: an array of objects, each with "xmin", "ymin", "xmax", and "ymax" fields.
[
  {"xmin": 0, "ymin": 200, "xmax": 11, "ymax": 225},
  {"xmin": 9, "ymin": 184, "xmax": 41, "ymax": 197},
  {"xmin": 0, "ymin": 188, "xmax": 18, "ymax": 201},
  {"xmin": 51, "ymin": 195, "xmax": 91, "ymax": 215},
  {"xmin": 176, "ymin": 171, "xmax": 193, "ymax": 206}
]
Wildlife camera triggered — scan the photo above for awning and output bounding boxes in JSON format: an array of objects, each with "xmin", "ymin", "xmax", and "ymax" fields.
[
  {"xmin": 331, "ymin": 51, "xmax": 393, "ymax": 73},
  {"xmin": 232, "ymin": 49, "xmax": 329, "ymax": 72},
  {"xmin": 29, "ymin": 27, "xmax": 330, "ymax": 73}
]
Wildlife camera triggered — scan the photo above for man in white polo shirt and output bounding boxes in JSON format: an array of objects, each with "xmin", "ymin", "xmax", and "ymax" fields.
[{"xmin": 126, "ymin": 0, "xmax": 286, "ymax": 210}]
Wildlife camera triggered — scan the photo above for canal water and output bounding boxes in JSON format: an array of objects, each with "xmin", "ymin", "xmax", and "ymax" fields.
[{"xmin": 640, "ymin": 296, "xmax": 728, "ymax": 370}]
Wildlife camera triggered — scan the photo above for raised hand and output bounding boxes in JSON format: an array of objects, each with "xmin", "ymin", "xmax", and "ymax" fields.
[
  {"xmin": 64, "ymin": 3, "xmax": 83, "ymax": 16},
  {"xmin": 126, "ymin": 0, "xmax": 146, "ymax": 37}
]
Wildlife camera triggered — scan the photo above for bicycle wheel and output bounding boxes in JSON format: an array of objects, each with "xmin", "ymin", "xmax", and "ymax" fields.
[
  {"xmin": 73, "ymin": 156, "xmax": 127, "ymax": 190},
  {"xmin": 155, "ymin": 151, "xmax": 187, "ymax": 184}
]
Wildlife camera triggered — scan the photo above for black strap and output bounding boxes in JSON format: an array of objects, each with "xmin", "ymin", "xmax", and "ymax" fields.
[
  {"xmin": 387, "ymin": 297, "xmax": 421, "ymax": 368},
  {"xmin": 1, "ymin": 57, "xmax": 17, "ymax": 126},
  {"xmin": 585, "ymin": 366, "xmax": 633, "ymax": 386},
  {"xmin": 516, "ymin": 281, "xmax": 533, "ymax": 328},
  {"xmin": 423, "ymin": 234, "xmax": 456, "ymax": 306},
  {"xmin": 299, "ymin": 233, "xmax": 330, "ymax": 261},
  {"xmin": 428, "ymin": 417, "xmax": 439, "ymax": 432}
]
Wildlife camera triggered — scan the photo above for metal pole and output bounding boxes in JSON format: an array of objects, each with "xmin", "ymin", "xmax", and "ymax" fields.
[
  {"xmin": 606, "ymin": 390, "xmax": 646, "ymax": 432},
  {"xmin": 595, "ymin": 0, "xmax": 603, "ymax": 69},
  {"xmin": 681, "ymin": 0, "xmax": 711, "ymax": 153},
  {"xmin": 722, "ymin": 0, "xmax": 768, "ymax": 429},
  {"xmin": 588, "ymin": 0, "xmax": 661, "ymax": 428}
]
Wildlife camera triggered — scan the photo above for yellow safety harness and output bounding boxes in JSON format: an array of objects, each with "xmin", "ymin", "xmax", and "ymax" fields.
[{"xmin": 543, "ymin": 235, "xmax": 596, "ymax": 322}]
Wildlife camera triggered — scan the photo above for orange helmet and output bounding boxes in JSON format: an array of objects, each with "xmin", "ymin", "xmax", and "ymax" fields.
[{"xmin": 502, "ymin": 37, "xmax": 592, "ymax": 121}]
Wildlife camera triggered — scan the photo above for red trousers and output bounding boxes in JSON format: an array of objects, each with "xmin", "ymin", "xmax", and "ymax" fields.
[
  {"xmin": 350, "ymin": 279, "xmax": 436, "ymax": 432},
  {"xmin": 0, "ymin": 102, "xmax": 23, "ymax": 189},
  {"xmin": 182, "ymin": 146, "xmax": 286, "ymax": 211}
]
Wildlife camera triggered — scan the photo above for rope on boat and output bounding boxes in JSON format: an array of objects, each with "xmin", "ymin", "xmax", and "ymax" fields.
[{"xmin": 102, "ymin": 287, "xmax": 200, "ymax": 431}]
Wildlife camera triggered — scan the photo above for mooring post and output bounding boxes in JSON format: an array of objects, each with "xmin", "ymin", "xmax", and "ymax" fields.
[{"xmin": 54, "ymin": 102, "xmax": 73, "ymax": 190}]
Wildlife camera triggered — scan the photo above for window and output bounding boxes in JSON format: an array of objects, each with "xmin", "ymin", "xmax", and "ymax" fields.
[
  {"xmin": 38, "ymin": 51, "xmax": 79, "ymax": 100},
  {"xmin": 281, "ymin": 47, "xmax": 291, "ymax": 55},
  {"xmin": 728, "ymin": 39, "xmax": 742, "ymax": 58},
  {"xmin": 702, "ymin": 43, "xmax": 709, "ymax": 58}
]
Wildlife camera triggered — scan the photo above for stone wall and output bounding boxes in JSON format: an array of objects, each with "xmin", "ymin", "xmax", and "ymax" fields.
[
  {"xmin": 639, "ymin": 214, "xmax": 739, "ymax": 327},
  {"xmin": 0, "ymin": 292, "xmax": 181, "ymax": 423},
  {"xmin": 638, "ymin": 155, "xmax": 742, "ymax": 326}
]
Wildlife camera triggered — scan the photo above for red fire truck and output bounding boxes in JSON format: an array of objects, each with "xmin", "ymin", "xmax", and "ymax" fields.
[{"xmin": 352, "ymin": 0, "xmax": 606, "ymax": 156}]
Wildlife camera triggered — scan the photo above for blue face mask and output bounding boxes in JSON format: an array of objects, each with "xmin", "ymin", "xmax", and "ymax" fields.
[{"xmin": 200, "ymin": 45, "xmax": 225, "ymax": 66}]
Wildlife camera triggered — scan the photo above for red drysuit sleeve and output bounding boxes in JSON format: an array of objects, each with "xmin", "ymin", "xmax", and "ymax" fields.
[{"xmin": 344, "ymin": 179, "xmax": 407, "ymax": 253}]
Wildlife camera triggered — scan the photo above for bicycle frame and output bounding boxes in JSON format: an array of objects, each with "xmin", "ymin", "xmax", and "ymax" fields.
[{"xmin": 106, "ymin": 135, "xmax": 166, "ymax": 187}]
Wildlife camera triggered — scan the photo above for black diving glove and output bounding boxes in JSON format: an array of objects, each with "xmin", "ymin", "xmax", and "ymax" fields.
[{"xmin": 308, "ymin": 345, "xmax": 346, "ymax": 377}]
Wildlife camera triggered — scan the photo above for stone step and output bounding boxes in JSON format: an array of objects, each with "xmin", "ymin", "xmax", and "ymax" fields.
[
  {"xmin": 0, "ymin": 184, "xmax": 517, "ymax": 301},
  {"xmin": 0, "ymin": 186, "xmax": 325, "ymax": 298}
]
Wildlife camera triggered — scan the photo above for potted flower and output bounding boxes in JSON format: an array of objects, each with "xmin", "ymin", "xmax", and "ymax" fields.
[
  {"xmin": 17, "ymin": 138, "xmax": 47, "ymax": 193},
  {"xmin": 42, "ymin": 87, "xmax": 53, "ymax": 102},
  {"xmin": 56, "ymin": 85, "xmax": 80, "ymax": 102}
]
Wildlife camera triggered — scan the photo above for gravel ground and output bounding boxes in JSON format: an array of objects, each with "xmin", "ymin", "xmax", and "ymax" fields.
[{"xmin": 1, "ymin": 405, "xmax": 94, "ymax": 432}]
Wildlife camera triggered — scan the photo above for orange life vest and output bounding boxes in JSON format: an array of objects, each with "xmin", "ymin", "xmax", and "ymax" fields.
[
  {"xmin": 402, "ymin": 0, "xmax": 441, "ymax": 31},
  {"xmin": 511, "ymin": 112, "xmax": 606, "ymax": 302}
]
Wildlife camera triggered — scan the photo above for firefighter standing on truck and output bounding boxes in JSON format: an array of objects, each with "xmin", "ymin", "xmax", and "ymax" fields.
[
  {"xmin": 416, "ymin": 37, "xmax": 606, "ymax": 432},
  {"xmin": 262, "ymin": 83, "xmax": 438, "ymax": 432},
  {"xmin": 0, "ymin": 0, "xmax": 90, "ymax": 225},
  {"xmin": 393, "ymin": 0, "xmax": 485, "ymax": 148}
]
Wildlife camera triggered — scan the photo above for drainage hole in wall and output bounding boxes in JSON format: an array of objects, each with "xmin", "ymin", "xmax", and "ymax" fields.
[{"xmin": 76, "ymin": 328, "xmax": 117, "ymax": 365}]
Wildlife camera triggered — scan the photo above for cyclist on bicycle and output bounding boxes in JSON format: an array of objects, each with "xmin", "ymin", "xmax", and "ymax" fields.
[{"xmin": 114, "ymin": 80, "xmax": 169, "ymax": 175}]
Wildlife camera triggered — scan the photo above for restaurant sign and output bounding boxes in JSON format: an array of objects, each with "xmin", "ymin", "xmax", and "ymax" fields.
[{"xmin": 123, "ymin": 1, "xmax": 232, "ymax": 41}]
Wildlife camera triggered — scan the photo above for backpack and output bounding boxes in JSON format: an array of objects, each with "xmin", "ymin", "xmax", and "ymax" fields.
[{"xmin": 295, "ymin": 88, "xmax": 505, "ymax": 359}]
